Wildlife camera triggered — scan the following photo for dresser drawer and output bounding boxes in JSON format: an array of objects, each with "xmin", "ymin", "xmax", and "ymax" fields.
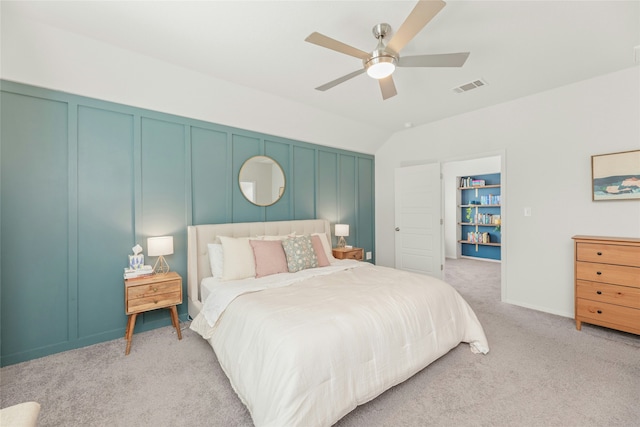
[
  {"xmin": 576, "ymin": 299, "xmax": 640, "ymax": 332},
  {"xmin": 575, "ymin": 262, "xmax": 640, "ymax": 288},
  {"xmin": 127, "ymin": 280, "xmax": 180, "ymax": 299},
  {"xmin": 127, "ymin": 291, "xmax": 182, "ymax": 314},
  {"xmin": 576, "ymin": 242, "xmax": 640, "ymax": 267},
  {"xmin": 576, "ymin": 280, "xmax": 640, "ymax": 309}
]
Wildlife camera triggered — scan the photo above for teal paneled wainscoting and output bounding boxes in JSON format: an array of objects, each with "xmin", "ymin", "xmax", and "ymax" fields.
[{"xmin": 0, "ymin": 80, "xmax": 375, "ymax": 366}]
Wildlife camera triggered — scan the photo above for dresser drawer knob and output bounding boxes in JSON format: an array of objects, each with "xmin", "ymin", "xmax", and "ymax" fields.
[
  {"xmin": 153, "ymin": 287, "xmax": 158, "ymax": 292},
  {"xmin": 596, "ymin": 252, "xmax": 602, "ymax": 256},
  {"xmin": 597, "ymin": 310, "xmax": 602, "ymax": 314},
  {"xmin": 596, "ymin": 271, "xmax": 602, "ymax": 275},
  {"xmin": 596, "ymin": 290, "xmax": 602, "ymax": 295}
]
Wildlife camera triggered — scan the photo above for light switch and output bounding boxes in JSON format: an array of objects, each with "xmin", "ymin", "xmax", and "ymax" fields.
[{"xmin": 524, "ymin": 207, "xmax": 532, "ymax": 217}]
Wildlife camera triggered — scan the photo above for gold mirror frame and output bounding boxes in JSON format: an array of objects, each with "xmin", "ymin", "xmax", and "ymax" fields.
[{"xmin": 239, "ymin": 155, "xmax": 286, "ymax": 206}]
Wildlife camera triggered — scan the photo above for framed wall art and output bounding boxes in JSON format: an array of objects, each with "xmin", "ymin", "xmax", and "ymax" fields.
[{"xmin": 591, "ymin": 149, "xmax": 640, "ymax": 201}]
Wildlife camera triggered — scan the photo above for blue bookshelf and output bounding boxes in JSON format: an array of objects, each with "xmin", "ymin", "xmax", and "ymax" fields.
[{"xmin": 458, "ymin": 173, "xmax": 501, "ymax": 261}]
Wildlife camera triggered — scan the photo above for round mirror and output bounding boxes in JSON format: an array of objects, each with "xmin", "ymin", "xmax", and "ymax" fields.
[{"xmin": 239, "ymin": 155, "xmax": 286, "ymax": 206}]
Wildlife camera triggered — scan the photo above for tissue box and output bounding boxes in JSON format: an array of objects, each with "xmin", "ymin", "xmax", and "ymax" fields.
[{"xmin": 128, "ymin": 254, "xmax": 145, "ymax": 270}]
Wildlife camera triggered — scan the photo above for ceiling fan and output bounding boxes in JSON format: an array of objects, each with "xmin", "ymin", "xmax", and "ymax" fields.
[{"xmin": 305, "ymin": 0, "xmax": 469, "ymax": 100}]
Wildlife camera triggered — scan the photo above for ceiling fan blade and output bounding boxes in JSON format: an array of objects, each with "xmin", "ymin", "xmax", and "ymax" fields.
[
  {"xmin": 379, "ymin": 75, "xmax": 397, "ymax": 100},
  {"xmin": 398, "ymin": 52, "xmax": 470, "ymax": 67},
  {"xmin": 305, "ymin": 32, "xmax": 370, "ymax": 60},
  {"xmin": 386, "ymin": 0, "xmax": 446, "ymax": 55},
  {"xmin": 315, "ymin": 69, "xmax": 366, "ymax": 91}
]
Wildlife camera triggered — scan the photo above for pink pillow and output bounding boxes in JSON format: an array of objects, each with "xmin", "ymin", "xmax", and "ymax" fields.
[
  {"xmin": 311, "ymin": 235, "xmax": 330, "ymax": 267},
  {"xmin": 249, "ymin": 239, "xmax": 289, "ymax": 278}
]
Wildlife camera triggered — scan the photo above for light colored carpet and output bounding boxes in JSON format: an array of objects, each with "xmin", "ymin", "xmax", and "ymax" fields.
[{"xmin": 1, "ymin": 258, "xmax": 638, "ymax": 426}]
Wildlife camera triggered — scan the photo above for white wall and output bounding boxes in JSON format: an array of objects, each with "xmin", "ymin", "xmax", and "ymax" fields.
[
  {"xmin": 376, "ymin": 66, "xmax": 640, "ymax": 318},
  {"xmin": 0, "ymin": 14, "xmax": 384, "ymax": 155}
]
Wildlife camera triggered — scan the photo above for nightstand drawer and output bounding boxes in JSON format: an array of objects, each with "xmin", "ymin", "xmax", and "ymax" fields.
[
  {"xmin": 127, "ymin": 291, "xmax": 182, "ymax": 313},
  {"xmin": 127, "ymin": 280, "xmax": 181, "ymax": 300},
  {"xmin": 333, "ymin": 247, "xmax": 364, "ymax": 260}
]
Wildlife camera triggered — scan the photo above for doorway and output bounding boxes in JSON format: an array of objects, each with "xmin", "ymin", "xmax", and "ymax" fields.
[{"xmin": 442, "ymin": 154, "xmax": 505, "ymax": 301}]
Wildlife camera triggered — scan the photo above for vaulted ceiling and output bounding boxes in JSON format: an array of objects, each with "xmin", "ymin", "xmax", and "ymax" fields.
[{"xmin": 4, "ymin": 0, "xmax": 639, "ymax": 136}]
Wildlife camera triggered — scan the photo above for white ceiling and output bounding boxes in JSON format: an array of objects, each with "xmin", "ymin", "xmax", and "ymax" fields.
[{"xmin": 4, "ymin": 0, "xmax": 640, "ymax": 134}]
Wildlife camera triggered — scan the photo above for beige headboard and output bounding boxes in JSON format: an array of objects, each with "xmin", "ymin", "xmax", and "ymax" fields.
[{"xmin": 186, "ymin": 219, "xmax": 332, "ymax": 319}]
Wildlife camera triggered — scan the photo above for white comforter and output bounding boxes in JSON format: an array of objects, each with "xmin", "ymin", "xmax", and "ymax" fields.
[{"xmin": 191, "ymin": 261, "xmax": 489, "ymax": 427}]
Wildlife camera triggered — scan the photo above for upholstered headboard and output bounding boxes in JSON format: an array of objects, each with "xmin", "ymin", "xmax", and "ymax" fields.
[{"xmin": 186, "ymin": 219, "xmax": 332, "ymax": 319}]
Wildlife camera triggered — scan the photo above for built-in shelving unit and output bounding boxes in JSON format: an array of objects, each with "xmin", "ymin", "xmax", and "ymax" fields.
[{"xmin": 457, "ymin": 174, "xmax": 501, "ymax": 261}]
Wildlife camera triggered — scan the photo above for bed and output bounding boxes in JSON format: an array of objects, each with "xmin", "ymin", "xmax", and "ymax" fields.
[{"xmin": 187, "ymin": 219, "xmax": 489, "ymax": 427}]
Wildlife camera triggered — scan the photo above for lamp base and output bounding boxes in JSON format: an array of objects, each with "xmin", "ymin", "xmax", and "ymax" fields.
[
  {"xmin": 153, "ymin": 255, "xmax": 170, "ymax": 274},
  {"xmin": 337, "ymin": 236, "xmax": 346, "ymax": 248}
]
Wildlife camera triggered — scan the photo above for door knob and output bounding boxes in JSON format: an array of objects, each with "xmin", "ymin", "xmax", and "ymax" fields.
[{"xmin": 395, "ymin": 227, "xmax": 400, "ymax": 231}]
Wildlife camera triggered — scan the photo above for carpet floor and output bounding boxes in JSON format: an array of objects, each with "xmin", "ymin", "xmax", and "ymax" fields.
[{"xmin": 1, "ymin": 258, "xmax": 638, "ymax": 426}]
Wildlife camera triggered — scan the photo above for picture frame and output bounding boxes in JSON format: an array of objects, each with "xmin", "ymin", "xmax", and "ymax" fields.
[{"xmin": 591, "ymin": 150, "xmax": 640, "ymax": 201}]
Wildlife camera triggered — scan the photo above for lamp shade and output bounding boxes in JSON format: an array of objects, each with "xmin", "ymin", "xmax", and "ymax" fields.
[
  {"xmin": 335, "ymin": 224, "xmax": 349, "ymax": 237},
  {"xmin": 147, "ymin": 236, "xmax": 174, "ymax": 256}
]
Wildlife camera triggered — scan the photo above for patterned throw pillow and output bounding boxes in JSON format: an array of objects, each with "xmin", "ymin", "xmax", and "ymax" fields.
[{"xmin": 282, "ymin": 235, "xmax": 318, "ymax": 273}]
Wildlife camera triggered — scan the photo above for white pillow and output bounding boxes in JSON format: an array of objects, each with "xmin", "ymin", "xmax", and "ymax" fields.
[
  {"xmin": 207, "ymin": 243, "xmax": 224, "ymax": 278},
  {"xmin": 312, "ymin": 232, "xmax": 336, "ymax": 261},
  {"xmin": 219, "ymin": 236, "xmax": 256, "ymax": 281}
]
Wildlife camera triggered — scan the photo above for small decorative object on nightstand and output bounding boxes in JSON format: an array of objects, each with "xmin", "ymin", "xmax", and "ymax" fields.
[
  {"xmin": 124, "ymin": 271, "xmax": 183, "ymax": 355},
  {"xmin": 332, "ymin": 247, "xmax": 364, "ymax": 261}
]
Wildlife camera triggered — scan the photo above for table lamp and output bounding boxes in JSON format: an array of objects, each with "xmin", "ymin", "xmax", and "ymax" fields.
[
  {"xmin": 335, "ymin": 224, "xmax": 349, "ymax": 248},
  {"xmin": 147, "ymin": 236, "xmax": 173, "ymax": 274}
]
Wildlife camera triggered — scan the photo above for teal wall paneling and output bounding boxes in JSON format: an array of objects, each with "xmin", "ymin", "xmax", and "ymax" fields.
[
  {"xmin": 191, "ymin": 127, "xmax": 230, "ymax": 225},
  {"xmin": 77, "ymin": 106, "xmax": 134, "ymax": 337},
  {"xmin": 316, "ymin": 151, "xmax": 339, "ymax": 243},
  {"xmin": 0, "ymin": 80, "xmax": 374, "ymax": 365},
  {"xmin": 1, "ymin": 92, "xmax": 70, "ymax": 357},
  {"xmin": 357, "ymin": 157, "xmax": 375, "ymax": 262},
  {"xmin": 292, "ymin": 146, "xmax": 316, "ymax": 219},
  {"xmin": 140, "ymin": 118, "xmax": 188, "ymax": 325},
  {"xmin": 339, "ymin": 154, "xmax": 357, "ymax": 246}
]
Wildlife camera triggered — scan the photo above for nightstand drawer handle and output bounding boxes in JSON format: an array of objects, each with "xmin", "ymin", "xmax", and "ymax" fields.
[
  {"xmin": 596, "ymin": 252, "xmax": 602, "ymax": 256},
  {"xmin": 596, "ymin": 271, "xmax": 602, "ymax": 275},
  {"xmin": 152, "ymin": 287, "xmax": 158, "ymax": 292},
  {"xmin": 597, "ymin": 310, "xmax": 602, "ymax": 314},
  {"xmin": 596, "ymin": 290, "xmax": 602, "ymax": 295},
  {"xmin": 154, "ymin": 300, "xmax": 159, "ymax": 304}
]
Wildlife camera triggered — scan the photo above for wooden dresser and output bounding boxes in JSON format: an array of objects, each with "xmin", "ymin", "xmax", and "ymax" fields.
[{"xmin": 572, "ymin": 235, "xmax": 640, "ymax": 335}]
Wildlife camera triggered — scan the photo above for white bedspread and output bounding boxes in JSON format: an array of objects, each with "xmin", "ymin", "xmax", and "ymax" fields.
[{"xmin": 191, "ymin": 262, "xmax": 489, "ymax": 427}]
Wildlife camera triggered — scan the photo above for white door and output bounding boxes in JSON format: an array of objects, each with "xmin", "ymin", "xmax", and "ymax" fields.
[{"xmin": 394, "ymin": 163, "xmax": 443, "ymax": 279}]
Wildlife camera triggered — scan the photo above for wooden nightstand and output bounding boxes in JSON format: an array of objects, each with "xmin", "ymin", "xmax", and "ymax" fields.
[
  {"xmin": 124, "ymin": 271, "xmax": 183, "ymax": 355},
  {"xmin": 332, "ymin": 247, "xmax": 364, "ymax": 261}
]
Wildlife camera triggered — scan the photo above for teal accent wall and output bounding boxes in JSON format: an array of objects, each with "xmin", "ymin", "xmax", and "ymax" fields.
[{"xmin": 0, "ymin": 81, "xmax": 375, "ymax": 366}]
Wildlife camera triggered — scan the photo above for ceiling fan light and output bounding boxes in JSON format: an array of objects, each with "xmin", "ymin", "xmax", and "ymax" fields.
[{"xmin": 365, "ymin": 56, "xmax": 396, "ymax": 79}]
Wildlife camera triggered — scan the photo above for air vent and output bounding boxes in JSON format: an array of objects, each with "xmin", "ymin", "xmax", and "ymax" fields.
[{"xmin": 453, "ymin": 78, "xmax": 488, "ymax": 93}]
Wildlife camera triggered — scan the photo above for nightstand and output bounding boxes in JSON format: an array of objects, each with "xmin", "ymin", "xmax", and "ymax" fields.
[
  {"xmin": 332, "ymin": 247, "xmax": 364, "ymax": 261},
  {"xmin": 124, "ymin": 271, "xmax": 183, "ymax": 355}
]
